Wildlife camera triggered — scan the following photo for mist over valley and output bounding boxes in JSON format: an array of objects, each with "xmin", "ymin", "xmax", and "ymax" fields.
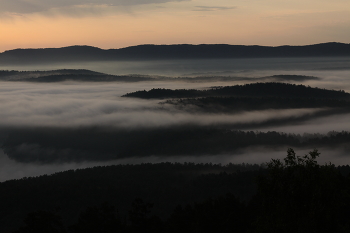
[
  {"xmin": 0, "ymin": 54, "xmax": 349, "ymax": 178},
  {"xmin": 0, "ymin": 46, "xmax": 350, "ymax": 232}
]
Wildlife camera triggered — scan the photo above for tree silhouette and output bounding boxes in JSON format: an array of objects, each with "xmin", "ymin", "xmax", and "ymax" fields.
[{"xmin": 254, "ymin": 148, "xmax": 350, "ymax": 233}]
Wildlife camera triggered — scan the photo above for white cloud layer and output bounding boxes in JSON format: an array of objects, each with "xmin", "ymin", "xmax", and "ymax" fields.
[
  {"xmin": 0, "ymin": 81, "xmax": 335, "ymax": 128},
  {"xmin": 0, "ymin": 73, "xmax": 349, "ymax": 180}
]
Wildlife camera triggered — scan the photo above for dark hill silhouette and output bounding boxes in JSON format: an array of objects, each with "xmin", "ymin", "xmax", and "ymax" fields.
[
  {"xmin": 1, "ymin": 46, "xmax": 106, "ymax": 64},
  {"xmin": 1, "ymin": 158, "xmax": 350, "ymax": 233},
  {"xmin": 0, "ymin": 69, "xmax": 321, "ymax": 83},
  {"xmin": 0, "ymin": 69, "xmax": 154, "ymax": 82},
  {"xmin": 0, "ymin": 163, "xmax": 260, "ymax": 233},
  {"xmin": 0, "ymin": 42, "xmax": 349, "ymax": 64},
  {"xmin": 0, "ymin": 69, "xmax": 103, "ymax": 80},
  {"xmin": 122, "ymin": 82, "xmax": 350, "ymax": 100}
]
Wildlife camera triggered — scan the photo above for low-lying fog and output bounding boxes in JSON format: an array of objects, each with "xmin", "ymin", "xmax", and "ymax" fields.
[
  {"xmin": 0, "ymin": 146, "xmax": 348, "ymax": 182},
  {"xmin": 0, "ymin": 81, "xmax": 348, "ymax": 130},
  {"xmin": 2, "ymin": 57, "xmax": 350, "ymax": 77},
  {"xmin": 0, "ymin": 57, "xmax": 349, "ymax": 181},
  {"xmin": 2, "ymin": 57, "xmax": 350, "ymax": 91}
]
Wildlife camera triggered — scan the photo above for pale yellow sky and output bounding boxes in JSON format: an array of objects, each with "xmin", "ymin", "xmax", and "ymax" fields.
[{"xmin": 0, "ymin": 0, "xmax": 349, "ymax": 52}]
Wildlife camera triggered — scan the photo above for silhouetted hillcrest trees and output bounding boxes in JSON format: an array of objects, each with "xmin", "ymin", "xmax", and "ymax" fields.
[
  {"xmin": 122, "ymin": 82, "xmax": 350, "ymax": 100},
  {"xmin": 253, "ymin": 149, "xmax": 350, "ymax": 232},
  {"xmin": 123, "ymin": 88, "xmax": 204, "ymax": 99}
]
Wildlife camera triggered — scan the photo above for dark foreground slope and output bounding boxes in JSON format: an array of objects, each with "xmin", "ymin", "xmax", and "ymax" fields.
[
  {"xmin": 1, "ymin": 42, "xmax": 349, "ymax": 64},
  {"xmin": 0, "ymin": 163, "xmax": 260, "ymax": 233},
  {"xmin": 5, "ymin": 151, "xmax": 350, "ymax": 233}
]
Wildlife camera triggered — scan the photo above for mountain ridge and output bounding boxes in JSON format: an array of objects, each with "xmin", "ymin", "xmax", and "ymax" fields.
[{"xmin": 1, "ymin": 42, "xmax": 350, "ymax": 64}]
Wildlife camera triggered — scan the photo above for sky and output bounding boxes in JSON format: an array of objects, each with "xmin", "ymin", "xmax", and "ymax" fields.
[{"xmin": 0, "ymin": 0, "xmax": 349, "ymax": 52}]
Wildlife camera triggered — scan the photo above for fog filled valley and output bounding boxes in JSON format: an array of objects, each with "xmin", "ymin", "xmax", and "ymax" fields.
[{"xmin": 1, "ymin": 55, "xmax": 350, "ymax": 232}]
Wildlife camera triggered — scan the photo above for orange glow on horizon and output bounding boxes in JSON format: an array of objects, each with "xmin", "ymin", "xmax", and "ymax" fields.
[{"xmin": 0, "ymin": 0, "xmax": 349, "ymax": 52}]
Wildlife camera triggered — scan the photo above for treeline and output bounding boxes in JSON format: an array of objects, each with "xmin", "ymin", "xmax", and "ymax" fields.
[
  {"xmin": 2, "ymin": 127, "xmax": 350, "ymax": 163},
  {"xmin": 163, "ymin": 96, "xmax": 350, "ymax": 112},
  {"xmin": 0, "ymin": 163, "xmax": 261, "ymax": 233},
  {"xmin": 122, "ymin": 83, "xmax": 350, "ymax": 99},
  {"xmin": 8, "ymin": 150, "xmax": 350, "ymax": 233}
]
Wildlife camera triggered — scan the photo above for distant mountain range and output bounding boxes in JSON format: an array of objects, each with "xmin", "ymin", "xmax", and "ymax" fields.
[{"xmin": 0, "ymin": 42, "xmax": 349, "ymax": 65}]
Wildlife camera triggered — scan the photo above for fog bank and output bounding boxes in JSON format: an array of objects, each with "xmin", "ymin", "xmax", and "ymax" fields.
[{"xmin": 0, "ymin": 57, "xmax": 349, "ymax": 181}]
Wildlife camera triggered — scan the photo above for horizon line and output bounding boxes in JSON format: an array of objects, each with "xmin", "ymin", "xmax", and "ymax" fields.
[{"xmin": 2, "ymin": 41, "xmax": 349, "ymax": 53}]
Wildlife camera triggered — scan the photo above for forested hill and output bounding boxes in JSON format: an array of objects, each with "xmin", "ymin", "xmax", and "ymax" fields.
[
  {"xmin": 1, "ymin": 42, "xmax": 350, "ymax": 64},
  {"xmin": 0, "ymin": 69, "xmax": 102, "ymax": 80},
  {"xmin": 122, "ymin": 83, "xmax": 350, "ymax": 99},
  {"xmin": 0, "ymin": 70, "xmax": 321, "ymax": 83},
  {"xmin": 2, "ymin": 161, "xmax": 350, "ymax": 233},
  {"xmin": 0, "ymin": 69, "xmax": 153, "ymax": 82},
  {"xmin": 0, "ymin": 163, "xmax": 261, "ymax": 232}
]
